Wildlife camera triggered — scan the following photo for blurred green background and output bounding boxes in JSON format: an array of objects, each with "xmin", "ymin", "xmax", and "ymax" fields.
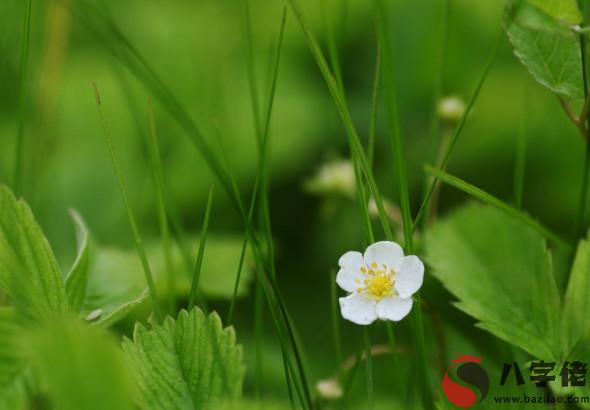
[{"xmin": 0, "ymin": 0, "xmax": 585, "ymax": 407}]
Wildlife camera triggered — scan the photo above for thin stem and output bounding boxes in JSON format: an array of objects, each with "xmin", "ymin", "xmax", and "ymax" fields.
[
  {"xmin": 146, "ymin": 101, "xmax": 175, "ymax": 312},
  {"xmin": 385, "ymin": 323, "xmax": 400, "ymax": 392},
  {"xmin": 559, "ymin": 96, "xmax": 586, "ymax": 139},
  {"xmin": 414, "ymin": 35, "xmax": 501, "ymax": 232},
  {"xmin": 576, "ymin": 31, "xmax": 590, "ymax": 238},
  {"xmin": 330, "ymin": 269, "xmax": 343, "ymax": 365},
  {"xmin": 367, "ymin": 33, "xmax": 381, "ymax": 171},
  {"xmin": 374, "ymin": 3, "xmax": 433, "ymax": 409},
  {"xmin": 513, "ymin": 89, "xmax": 528, "ymax": 209},
  {"xmin": 14, "ymin": 0, "xmax": 33, "ymax": 196},
  {"xmin": 364, "ymin": 327, "xmax": 374, "ymax": 410},
  {"xmin": 93, "ymin": 83, "xmax": 162, "ymax": 323},
  {"xmin": 188, "ymin": 185, "xmax": 214, "ymax": 309},
  {"xmin": 254, "ymin": 279, "xmax": 265, "ymax": 403}
]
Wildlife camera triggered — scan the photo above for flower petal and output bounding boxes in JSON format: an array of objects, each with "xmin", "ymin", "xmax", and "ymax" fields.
[
  {"xmin": 336, "ymin": 267, "xmax": 365, "ymax": 293},
  {"xmin": 376, "ymin": 296, "xmax": 413, "ymax": 321},
  {"xmin": 339, "ymin": 293, "xmax": 377, "ymax": 325},
  {"xmin": 338, "ymin": 251, "xmax": 364, "ymax": 269},
  {"xmin": 363, "ymin": 241, "xmax": 404, "ymax": 269},
  {"xmin": 394, "ymin": 255, "xmax": 424, "ymax": 298}
]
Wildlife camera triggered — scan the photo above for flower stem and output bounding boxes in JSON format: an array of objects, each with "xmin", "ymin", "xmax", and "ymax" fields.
[
  {"xmin": 513, "ymin": 89, "xmax": 528, "ymax": 209},
  {"xmin": 576, "ymin": 31, "xmax": 590, "ymax": 239},
  {"xmin": 364, "ymin": 326, "xmax": 374, "ymax": 410},
  {"xmin": 330, "ymin": 269, "xmax": 343, "ymax": 365}
]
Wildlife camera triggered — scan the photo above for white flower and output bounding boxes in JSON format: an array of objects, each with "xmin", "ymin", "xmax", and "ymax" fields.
[{"xmin": 336, "ymin": 241, "xmax": 424, "ymax": 325}]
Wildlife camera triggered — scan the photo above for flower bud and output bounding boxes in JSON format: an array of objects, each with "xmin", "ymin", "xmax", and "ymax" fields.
[
  {"xmin": 316, "ymin": 378, "xmax": 343, "ymax": 400},
  {"xmin": 437, "ymin": 96, "xmax": 466, "ymax": 122},
  {"xmin": 304, "ymin": 160, "xmax": 356, "ymax": 198}
]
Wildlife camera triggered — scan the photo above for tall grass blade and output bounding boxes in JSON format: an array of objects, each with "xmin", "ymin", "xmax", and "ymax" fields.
[
  {"xmin": 146, "ymin": 101, "xmax": 175, "ymax": 312},
  {"xmin": 373, "ymin": 3, "xmax": 434, "ymax": 409},
  {"xmin": 76, "ymin": 5, "xmax": 313, "ymax": 406},
  {"xmin": 514, "ymin": 89, "xmax": 528, "ymax": 209},
  {"xmin": 286, "ymin": 0, "xmax": 393, "ymax": 240},
  {"xmin": 367, "ymin": 34, "xmax": 381, "ymax": 170},
  {"xmin": 374, "ymin": 0, "xmax": 413, "ymax": 250},
  {"xmin": 13, "ymin": 0, "xmax": 33, "ymax": 196},
  {"xmin": 188, "ymin": 185, "xmax": 214, "ymax": 309},
  {"xmin": 425, "ymin": 165, "xmax": 569, "ymax": 249},
  {"xmin": 92, "ymin": 82, "xmax": 163, "ymax": 323}
]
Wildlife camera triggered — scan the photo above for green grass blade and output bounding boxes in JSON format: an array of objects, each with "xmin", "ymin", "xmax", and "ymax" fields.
[
  {"xmin": 77, "ymin": 5, "xmax": 312, "ymax": 405},
  {"xmin": 425, "ymin": 165, "xmax": 570, "ymax": 249},
  {"xmin": 239, "ymin": 0, "xmax": 263, "ymax": 140},
  {"xmin": 374, "ymin": 0, "xmax": 413, "ymax": 250},
  {"xmin": 92, "ymin": 83, "xmax": 162, "ymax": 323},
  {"xmin": 367, "ymin": 34, "xmax": 381, "ymax": 170},
  {"xmin": 373, "ymin": 3, "xmax": 433, "ymax": 409},
  {"xmin": 286, "ymin": 0, "xmax": 393, "ymax": 240},
  {"xmin": 13, "ymin": 0, "xmax": 33, "ymax": 196},
  {"xmin": 514, "ymin": 90, "xmax": 528, "ymax": 209},
  {"xmin": 414, "ymin": 35, "xmax": 501, "ymax": 231},
  {"xmin": 146, "ymin": 101, "xmax": 175, "ymax": 312},
  {"xmin": 188, "ymin": 185, "xmax": 214, "ymax": 309}
]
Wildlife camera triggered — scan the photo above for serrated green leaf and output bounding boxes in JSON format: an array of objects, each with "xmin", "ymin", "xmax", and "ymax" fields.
[
  {"xmin": 526, "ymin": 0, "xmax": 582, "ymax": 24},
  {"xmin": 65, "ymin": 210, "xmax": 91, "ymax": 312},
  {"xmin": 506, "ymin": 4, "xmax": 584, "ymax": 99},
  {"xmin": 426, "ymin": 204, "xmax": 561, "ymax": 360},
  {"xmin": 123, "ymin": 308, "xmax": 244, "ymax": 410},
  {"xmin": 24, "ymin": 316, "xmax": 135, "ymax": 410},
  {"xmin": 0, "ymin": 308, "xmax": 28, "ymax": 409},
  {"xmin": 0, "ymin": 185, "xmax": 67, "ymax": 317}
]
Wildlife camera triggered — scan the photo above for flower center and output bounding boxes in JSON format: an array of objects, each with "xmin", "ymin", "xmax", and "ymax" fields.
[{"xmin": 357, "ymin": 263, "xmax": 396, "ymax": 301}]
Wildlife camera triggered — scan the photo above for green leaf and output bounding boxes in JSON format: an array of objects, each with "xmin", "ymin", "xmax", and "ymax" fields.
[
  {"xmin": 506, "ymin": 3, "xmax": 584, "ymax": 99},
  {"xmin": 561, "ymin": 235, "xmax": 590, "ymax": 375},
  {"xmin": 0, "ymin": 308, "xmax": 28, "ymax": 409},
  {"xmin": 24, "ymin": 316, "xmax": 135, "ymax": 410},
  {"xmin": 555, "ymin": 234, "xmax": 590, "ymax": 407},
  {"xmin": 123, "ymin": 308, "xmax": 244, "ymax": 410},
  {"xmin": 526, "ymin": 0, "xmax": 582, "ymax": 24},
  {"xmin": 65, "ymin": 210, "xmax": 91, "ymax": 312},
  {"xmin": 426, "ymin": 203, "xmax": 561, "ymax": 360},
  {"xmin": 0, "ymin": 185, "xmax": 67, "ymax": 317},
  {"xmin": 82, "ymin": 247, "xmax": 148, "ymax": 327}
]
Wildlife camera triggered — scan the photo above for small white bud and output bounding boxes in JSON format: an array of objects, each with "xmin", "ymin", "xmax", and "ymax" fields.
[
  {"xmin": 316, "ymin": 378, "xmax": 343, "ymax": 400},
  {"xmin": 437, "ymin": 96, "xmax": 466, "ymax": 122},
  {"xmin": 85, "ymin": 308, "xmax": 103, "ymax": 322},
  {"xmin": 304, "ymin": 160, "xmax": 356, "ymax": 198}
]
